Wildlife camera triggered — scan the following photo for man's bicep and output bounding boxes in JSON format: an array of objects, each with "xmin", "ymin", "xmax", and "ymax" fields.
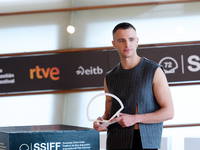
[
  {"xmin": 153, "ymin": 67, "xmax": 173, "ymax": 108},
  {"xmin": 103, "ymin": 78, "xmax": 112, "ymax": 119},
  {"xmin": 153, "ymin": 67, "xmax": 174, "ymax": 120}
]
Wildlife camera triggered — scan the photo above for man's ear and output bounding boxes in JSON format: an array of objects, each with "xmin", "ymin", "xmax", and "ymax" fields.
[
  {"xmin": 137, "ymin": 37, "xmax": 139, "ymax": 44},
  {"xmin": 112, "ymin": 41, "xmax": 116, "ymax": 48}
]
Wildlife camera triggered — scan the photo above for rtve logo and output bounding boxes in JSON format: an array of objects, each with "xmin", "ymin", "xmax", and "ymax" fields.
[
  {"xmin": 76, "ymin": 66, "xmax": 103, "ymax": 75},
  {"xmin": 30, "ymin": 65, "xmax": 60, "ymax": 81}
]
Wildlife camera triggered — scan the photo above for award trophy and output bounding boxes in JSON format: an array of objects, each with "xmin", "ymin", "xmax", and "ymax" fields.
[{"xmin": 87, "ymin": 93, "xmax": 124, "ymax": 127}]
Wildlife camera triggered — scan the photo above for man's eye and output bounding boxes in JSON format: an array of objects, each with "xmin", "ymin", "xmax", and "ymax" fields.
[
  {"xmin": 130, "ymin": 38, "xmax": 135, "ymax": 41},
  {"xmin": 119, "ymin": 39, "xmax": 124, "ymax": 42}
]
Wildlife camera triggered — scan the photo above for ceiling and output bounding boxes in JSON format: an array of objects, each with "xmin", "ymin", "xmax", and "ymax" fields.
[{"xmin": 0, "ymin": 0, "xmax": 197, "ymax": 14}]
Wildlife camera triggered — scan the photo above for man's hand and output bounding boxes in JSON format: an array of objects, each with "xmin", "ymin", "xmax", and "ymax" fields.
[
  {"xmin": 93, "ymin": 117, "xmax": 108, "ymax": 131},
  {"xmin": 111, "ymin": 113, "xmax": 138, "ymax": 127}
]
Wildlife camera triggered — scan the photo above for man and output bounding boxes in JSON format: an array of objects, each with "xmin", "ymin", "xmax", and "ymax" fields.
[{"xmin": 93, "ymin": 22, "xmax": 174, "ymax": 150}]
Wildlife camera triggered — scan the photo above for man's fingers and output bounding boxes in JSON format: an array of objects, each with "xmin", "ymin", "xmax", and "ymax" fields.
[{"xmin": 110, "ymin": 117, "xmax": 121, "ymax": 123}]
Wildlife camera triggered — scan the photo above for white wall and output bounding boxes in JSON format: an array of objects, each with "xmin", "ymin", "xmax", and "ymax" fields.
[
  {"xmin": 63, "ymin": 90, "xmax": 105, "ymax": 128},
  {"xmin": 0, "ymin": 12, "xmax": 72, "ymax": 54},
  {"xmin": 0, "ymin": 0, "xmax": 73, "ymax": 13},
  {"xmin": 70, "ymin": 2, "xmax": 200, "ymax": 48},
  {"xmin": 0, "ymin": 94, "xmax": 65, "ymax": 127}
]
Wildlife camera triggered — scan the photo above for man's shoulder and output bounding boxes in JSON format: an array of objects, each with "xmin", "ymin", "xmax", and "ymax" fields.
[
  {"xmin": 143, "ymin": 57, "xmax": 164, "ymax": 73},
  {"xmin": 143, "ymin": 57, "xmax": 160, "ymax": 66},
  {"xmin": 106, "ymin": 62, "xmax": 121, "ymax": 76},
  {"xmin": 143, "ymin": 57, "xmax": 161, "ymax": 67}
]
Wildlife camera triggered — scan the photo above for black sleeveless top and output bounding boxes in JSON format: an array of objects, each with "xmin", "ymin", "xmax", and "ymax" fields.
[{"xmin": 105, "ymin": 57, "xmax": 163, "ymax": 149}]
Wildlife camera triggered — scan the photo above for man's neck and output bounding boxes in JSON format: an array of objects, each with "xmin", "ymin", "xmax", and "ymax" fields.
[{"xmin": 120, "ymin": 55, "xmax": 141, "ymax": 70}]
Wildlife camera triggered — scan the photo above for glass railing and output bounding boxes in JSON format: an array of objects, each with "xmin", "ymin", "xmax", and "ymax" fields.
[
  {"xmin": 100, "ymin": 124, "xmax": 200, "ymax": 150},
  {"xmin": 161, "ymin": 124, "xmax": 200, "ymax": 150}
]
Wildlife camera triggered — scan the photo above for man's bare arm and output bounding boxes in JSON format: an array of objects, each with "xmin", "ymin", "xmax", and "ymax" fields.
[
  {"xmin": 102, "ymin": 78, "xmax": 112, "ymax": 120},
  {"xmin": 114, "ymin": 67, "xmax": 174, "ymax": 127}
]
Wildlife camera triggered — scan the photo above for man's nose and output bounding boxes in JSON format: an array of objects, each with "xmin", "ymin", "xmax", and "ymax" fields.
[{"xmin": 125, "ymin": 40, "xmax": 130, "ymax": 47}]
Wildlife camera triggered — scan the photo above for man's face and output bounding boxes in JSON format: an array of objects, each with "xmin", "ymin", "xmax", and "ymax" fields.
[{"xmin": 112, "ymin": 28, "xmax": 139, "ymax": 59}]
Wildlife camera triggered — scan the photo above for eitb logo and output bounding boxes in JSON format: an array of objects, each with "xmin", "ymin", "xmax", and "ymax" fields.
[{"xmin": 76, "ymin": 66, "xmax": 103, "ymax": 75}]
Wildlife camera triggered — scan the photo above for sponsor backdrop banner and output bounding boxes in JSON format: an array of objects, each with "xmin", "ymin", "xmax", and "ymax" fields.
[
  {"xmin": 0, "ymin": 44, "xmax": 200, "ymax": 94},
  {"xmin": 0, "ymin": 51, "xmax": 109, "ymax": 94}
]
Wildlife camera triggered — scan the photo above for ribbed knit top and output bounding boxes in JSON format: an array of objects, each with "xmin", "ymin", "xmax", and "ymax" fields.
[{"xmin": 105, "ymin": 57, "xmax": 163, "ymax": 149}]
